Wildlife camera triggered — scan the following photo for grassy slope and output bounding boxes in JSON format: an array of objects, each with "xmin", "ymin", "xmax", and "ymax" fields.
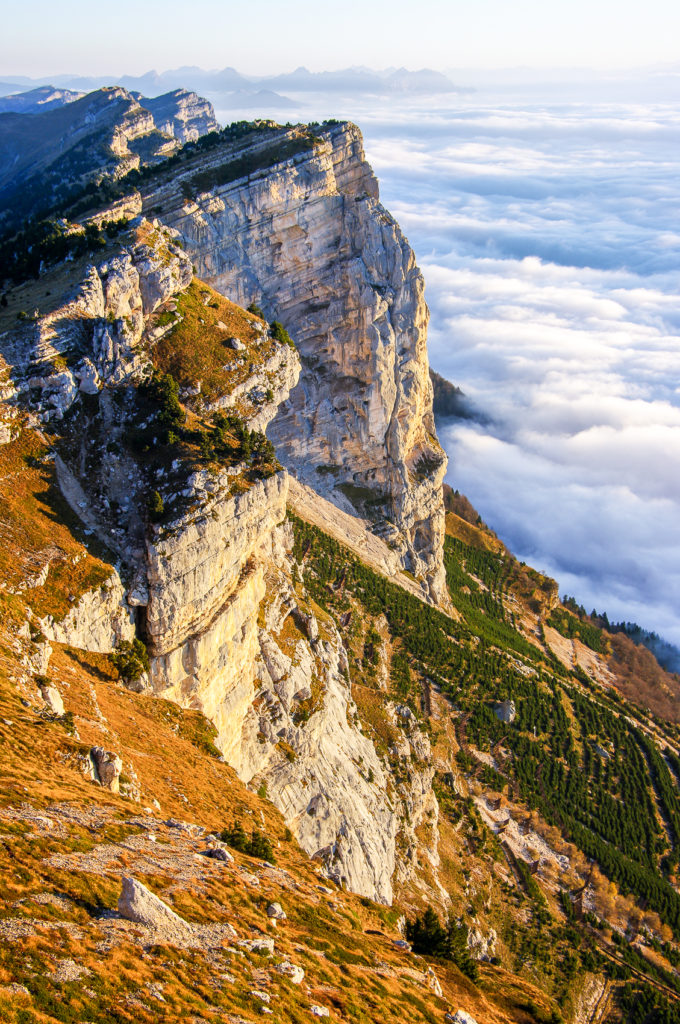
[
  {"xmin": 0, "ymin": 631, "xmax": 554, "ymax": 1024},
  {"xmin": 0, "ymin": 431, "xmax": 112, "ymax": 625}
]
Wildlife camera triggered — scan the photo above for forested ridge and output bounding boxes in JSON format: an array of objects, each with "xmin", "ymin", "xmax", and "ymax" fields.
[{"xmin": 290, "ymin": 512, "xmax": 680, "ymax": 1016}]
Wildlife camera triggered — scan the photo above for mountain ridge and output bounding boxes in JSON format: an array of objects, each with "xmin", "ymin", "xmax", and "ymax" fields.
[{"xmin": 0, "ymin": 89, "xmax": 678, "ymax": 1024}]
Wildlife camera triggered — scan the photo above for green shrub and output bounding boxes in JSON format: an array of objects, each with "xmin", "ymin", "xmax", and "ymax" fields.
[
  {"xmin": 111, "ymin": 638, "xmax": 149, "ymax": 683},
  {"xmin": 270, "ymin": 320, "xmax": 296, "ymax": 349},
  {"xmin": 405, "ymin": 906, "xmax": 480, "ymax": 981},
  {"xmin": 219, "ymin": 820, "xmax": 275, "ymax": 862},
  {"xmin": 148, "ymin": 490, "xmax": 164, "ymax": 522}
]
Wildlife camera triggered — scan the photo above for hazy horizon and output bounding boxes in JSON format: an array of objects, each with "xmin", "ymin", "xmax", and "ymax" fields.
[{"xmin": 4, "ymin": 0, "xmax": 680, "ymax": 79}]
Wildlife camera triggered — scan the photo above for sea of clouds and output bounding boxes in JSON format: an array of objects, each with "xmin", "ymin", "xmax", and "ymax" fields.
[{"xmin": 215, "ymin": 82, "xmax": 680, "ymax": 646}]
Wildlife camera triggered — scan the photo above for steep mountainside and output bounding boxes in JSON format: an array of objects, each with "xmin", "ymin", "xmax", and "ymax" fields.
[
  {"xmin": 0, "ymin": 87, "xmax": 218, "ymax": 233},
  {"xmin": 0, "ymin": 104, "xmax": 679, "ymax": 1024},
  {"xmin": 139, "ymin": 120, "xmax": 447, "ymax": 601}
]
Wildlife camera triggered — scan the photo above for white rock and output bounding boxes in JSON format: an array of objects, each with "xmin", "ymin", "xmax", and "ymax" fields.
[
  {"xmin": 310, "ymin": 1006, "xmax": 330, "ymax": 1018},
  {"xmin": 204, "ymin": 846, "xmax": 234, "ymax": 864},
  {"xmin": 266, "ymin": 902, "xmax": 286, "ymax": 920},
  {"xmin": 40, "ymin": 685, "xmax": 64, "ymax": 717},
  {"xmin": 90, "ymin": 747, "xmax": 123, "ymax": 793},
  {"xmin": 426, "ymin": 967, "xmax": 442, "ymax": 998},
  {"xmin": 275, "ymin": 962, "xmax": 305, "ymax": 984},
  {"xmin": 237, "ymin": 937, "xmax": 275, "ymax": 955},
  {"xmin": 447, "ymin": 1013, "xmax": 478, "ymax": 1024},
  {"xmin": 76, "ymin": 358, "xmax": 101, "ymax": 395},
  {"xmin": 118, "ymin": 876, "xmax": 195, "ymax": 944}
]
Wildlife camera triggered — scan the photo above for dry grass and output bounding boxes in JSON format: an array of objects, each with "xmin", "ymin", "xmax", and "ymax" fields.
[
  {"xmin": 0, "ymin": 632, "xmax": 557, "ymax": 1024},
  {"xmin": 151, "ymin": 278, "xmax": 275, "ymax": 405},
  {"xmin": 0, "ymin": 431, "xmax": 112, "ymax": 624}
]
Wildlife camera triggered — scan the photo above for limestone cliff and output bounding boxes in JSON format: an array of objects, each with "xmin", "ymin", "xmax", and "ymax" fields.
[
  {"xmin": 145, "ymin": 122, "xmax": 447, "ymax": 603},
  {"xmin": 141, "ymin": 89, "xmax": 219, "ymax": 143},
  {"xmin": 0, "ymin": 126, "xmax": 450, "ymax": 904}
]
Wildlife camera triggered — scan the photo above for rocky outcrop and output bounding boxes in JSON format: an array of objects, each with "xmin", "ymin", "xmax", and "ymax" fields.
[
  {"xmin": 0, "ymin": 86, "xmax": 84, "ymax": 115},
  {"xmin": 142, "ymin": 90, "xmax": 219, "ymax": 144},
  {"xmin": 40, "ymin": 570, "xmax": 135, "ymax": 652},
  {"xmin": 90, "ymin": 747, "xmax": 123, "ymax": 793},
  {"xmin": 0, "ymin": 221, "xmax": 192, "ymax": 423},
  {"xmin": 0, "ymin": 87, "xmax": 219, "ymax": 231},
  {"xmin": 151, "ymin": 122, "xmax": 447, "ymax": 602},
  {"xmin": 39, "ymin": 683, "xmax": 64, "ymax": 717}
]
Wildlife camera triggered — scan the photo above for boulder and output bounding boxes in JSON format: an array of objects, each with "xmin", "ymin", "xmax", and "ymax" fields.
[
  {"xmin": 266, "ymin": 901, "xmax": 286, "ymax": 920},
  {"xmin": 203, "ymin": 846, "xmax": 234, "ymax": 864},
  {"xmin": 40, "ymin": 684, "xmax": 64, "ymax": 717},
  {"xmin": 311, "ymin": 1007, "xmax": 330, "ymax": 1018},
  {"xmin": 118, "ymin": 876, "xmax": 195, "ymax": 944},
  {"xmin": 494, "ymin": 699, "xmax": 516, "ymax": 724},
  {"xmin": 275, "ymin": 961, "xmax": 304, "ymax": 984},
  {"xmin": 237, "ymin": 937, "xmax": 275, "ymax": 955},
  {"xmin": 446, "ymin": 1013, "xmax": 478, "ymax": 1024},
  {"xmin": 90, "ymin": 746, "xmax": 123, "ymax": 793}
]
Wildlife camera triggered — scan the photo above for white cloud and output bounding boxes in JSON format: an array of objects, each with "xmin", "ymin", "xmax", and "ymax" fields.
[{"xmin": 360, "ymin": 96, "xmax": 680, "ymax": 645}]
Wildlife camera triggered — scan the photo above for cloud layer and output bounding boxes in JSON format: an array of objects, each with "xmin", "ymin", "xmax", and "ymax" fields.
[
  {"xmin": 359, "ymin": 94, "xmax": 680, "ymax": 644},
  {"xmin": 214, "ymin": 86, "xmax": 680, "ymax": 646}
]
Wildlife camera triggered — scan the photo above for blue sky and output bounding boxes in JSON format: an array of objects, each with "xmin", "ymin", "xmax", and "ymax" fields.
[{"xmin": 3, "ymin": 0, "xmax": 680, "ymax": 78}]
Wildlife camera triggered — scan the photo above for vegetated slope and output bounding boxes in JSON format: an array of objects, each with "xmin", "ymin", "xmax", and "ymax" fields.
[
  {"xmin": 0, "ymin": 542, "xmax": 556, "ymax": 1024},
  {"xmin": 289, "ymin": 508, "xmax": 680, "ymax": 1020}
]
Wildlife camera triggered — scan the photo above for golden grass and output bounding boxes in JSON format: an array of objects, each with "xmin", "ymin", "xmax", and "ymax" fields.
[
  {"xmin": 151, "ymin": 278, "xmax": 274, "ymax": 405},
  {"xmin": 0, "ymin": 431, "xmax": 112, "ymax": 624}
]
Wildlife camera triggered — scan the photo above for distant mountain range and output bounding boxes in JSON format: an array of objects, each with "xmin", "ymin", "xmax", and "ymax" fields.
[{"xmin": 0, "ymin": 65, "xmax": 468, "ymax": 106}]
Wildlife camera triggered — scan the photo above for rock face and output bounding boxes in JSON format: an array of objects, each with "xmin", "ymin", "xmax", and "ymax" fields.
[
  {"xmin": 241, "ymin": 575, "xmax": 398, "ymax": 903},
  {"xmin": 141, "ymin": 89, "xmax": 219, "ymax": 143},
  {"xmin": 40, "ymin": 570, "xmax": 135, "ymax": 652},
  {"xmin": 155, "ymin": 122, "xmax": 447, "ymax": 602},
  {"xmin": 145, "ymin": 471, "xmax": 288, "ymax": 767}
]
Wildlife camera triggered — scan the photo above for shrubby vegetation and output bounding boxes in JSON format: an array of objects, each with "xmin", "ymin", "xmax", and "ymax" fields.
[
  {"xmin": 123, "ymin": 372, "xmax": 280, "ymax": 511},
  {"xmin": 218, "ymin": 820, "xmax": 275, "ymax": 862},
  {"xmin": 0, "ymin": 216, "xmax": 129, "ymax": 286},
  {"xmin": 406, "ymin": 906, "xmax": 479, "ymax": 981},
  {"xmin": 111, "ymin": 638, "xmax": 149, "ymax": 683},
  {"xmin": 269, "ymin": 320, "xmax": 296, "ymax": 349},
  {"xmin": 182, "ymin": 136, "xmax": 317, "ymax": 200}
]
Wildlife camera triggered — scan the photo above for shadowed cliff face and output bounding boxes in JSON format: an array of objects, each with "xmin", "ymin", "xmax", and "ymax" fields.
[{"xmin": 149, "ymin": 122, "xmax": 447, "ymax": 603}]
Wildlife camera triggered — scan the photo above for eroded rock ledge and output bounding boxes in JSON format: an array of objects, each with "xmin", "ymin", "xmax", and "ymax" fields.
[{"xmin": 148, "ymin": 122, "xmax": 447, "ymax": 603}]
